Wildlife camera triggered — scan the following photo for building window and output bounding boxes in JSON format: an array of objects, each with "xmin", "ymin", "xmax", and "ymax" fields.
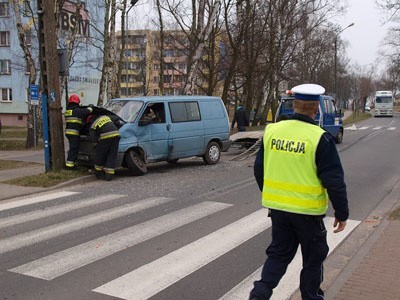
[
  {"xmin": 0, "ymin": 60, "xmax": 10, "ymax": 74},
  {"xmin": 18, "ymin": 115, "xmax": 23, "ymax": 121},
  {"xmin": 153, "ymin": 89, "xmax": 159, "ymax": 95},
  {"xmin": 153, "ymin": 64, "xmax": 160, "ymax": 70},
  {"xmin": 25, "ymin": 29, "xmax": 32, "ymax": 45},
  {"xmin": 0, "ymin": 88, "xmax": 12, "ymax": 101},
  {"xmin": 153, "ymin": 76, "xmax": 159, "ymax": 83},
  {"xmin": 0, "ymin": 31, "xmax": 10, "ymax": 46},
  {"xmin": 0, "ymin": 2, "xmax": 9, "ymax": 17}
]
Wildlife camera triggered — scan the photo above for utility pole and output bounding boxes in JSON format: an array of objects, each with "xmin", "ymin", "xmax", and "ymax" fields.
[{"xmin": 37, "ymin": 0, "xmax": 65, "ymax": 171}]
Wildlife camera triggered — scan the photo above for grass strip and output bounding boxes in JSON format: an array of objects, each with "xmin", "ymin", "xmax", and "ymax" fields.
[{"xmin": 4, "ymin": 167, "xmax": 90, "ymax": 188}]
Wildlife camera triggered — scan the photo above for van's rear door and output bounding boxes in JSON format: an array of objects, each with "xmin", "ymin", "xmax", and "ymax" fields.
[{"xmin": 320, "ymin": 97, "xmax": 341, "ymax": 137}]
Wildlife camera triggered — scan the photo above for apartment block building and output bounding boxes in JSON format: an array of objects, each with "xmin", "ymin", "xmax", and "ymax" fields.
[
  {"xmin": 116, "ymin": 29, "xmax": 212, "ymax": 97},
  {"xmin": 0, "ymin": 1, "xmax": 104, "ymax": 127}
]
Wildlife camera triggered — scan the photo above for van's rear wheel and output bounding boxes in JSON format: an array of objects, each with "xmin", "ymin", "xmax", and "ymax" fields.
[
  {"xmin": 125, "ymin": 150, "xmax": 147, "ymax": 176},
  {"xmin": 335, "ymin": 129, "xmax": 343, "ymax": 144},
  {"xmin": 203, "ymin": 141, "xmax": 221, "ymax": 165}
]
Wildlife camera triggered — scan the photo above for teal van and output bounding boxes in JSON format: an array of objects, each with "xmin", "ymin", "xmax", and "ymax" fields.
[
  {"xmin": 78, "ymin": 96, "xmax": 232, "ymax": 175},
  {"xmin": 275, "ymin": 93, "xmax": 344, "ymax": 144}
]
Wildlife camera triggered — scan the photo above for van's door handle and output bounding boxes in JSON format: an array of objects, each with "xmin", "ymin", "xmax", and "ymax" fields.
[{"xmin": 166, "ymin": 124, "xmax": 171, "ymax": 131}]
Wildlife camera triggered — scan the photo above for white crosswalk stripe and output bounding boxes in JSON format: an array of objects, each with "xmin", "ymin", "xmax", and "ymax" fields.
[
  {"xmin": 344, "ymin": 126, "xmax": 397, "ymax": 131},
  {"xmin": 0, "ymin": 194, "xmax": 125, "ymax": 229},
  {"xmin": 0, "ymin": 197, "xmax": 174, "ymax": 255},
  {"xmin": 3, "ymin": 191, "xmax": 360, "ymax": 300},
  {"xmin": 0, "ymin": 191, "xmax": 79, "ymax": 212},
  {"xmin": 10, "ymin": 201, "xmax": 231, "ymax": 280},
  {"xmin": 92, "ymin": 209, "xmax": 271, "ymax": 300}
]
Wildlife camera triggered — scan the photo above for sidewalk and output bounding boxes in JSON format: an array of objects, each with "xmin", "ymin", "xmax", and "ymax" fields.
[
  {"xmin": 323, "ymin": 178, "xmax": 400, "ymax": 300},
  {"xmin": 0, "ymin": 150, "xmax": 47, "ymax": 200}
]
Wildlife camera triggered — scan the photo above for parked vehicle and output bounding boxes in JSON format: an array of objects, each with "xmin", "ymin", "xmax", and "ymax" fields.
[
  {"xmin": 374, "ymin": 90, "xmax": 393, "ymax": 117},
  {"xmin": 365, "ymin": 105, "xmax": 371, "ymax": 112},
  {"xmin": 78, "ymin": 96, "xmax": 232, "ymax": 175},
  {"xmin": 275, "ymin": 91, "xmax": 344, "ymax": 144}
]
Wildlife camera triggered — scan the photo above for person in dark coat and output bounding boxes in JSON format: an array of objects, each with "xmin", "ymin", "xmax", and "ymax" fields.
[
  {"xmin": 249, "ymin": 84, "xmax": 349, "ymax": 300},
  {"xmin": 231, "ymin": 102, "xmax": 249, "ymax": 132},
  {"xmin": 64, "ymin": 94, "xmax": 93, "ymax": 169}
]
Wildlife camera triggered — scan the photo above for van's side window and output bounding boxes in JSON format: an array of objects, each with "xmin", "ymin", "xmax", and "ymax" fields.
[{"xmin": 169, "ymin": 101, "xmax": 201, "ymax": 122}]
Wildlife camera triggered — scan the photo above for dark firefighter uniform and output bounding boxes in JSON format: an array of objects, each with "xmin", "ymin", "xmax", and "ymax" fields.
[
  {"xmin": 64, "ymin": 97, "xmax": 93, "ymax": 169},
  {"xmin": 250, "ymin": 97, "xmax": 348, "ymax": 298},
  {"xmin": 89, "ymin": 115, "xmax": 120, "ymax": 181}
]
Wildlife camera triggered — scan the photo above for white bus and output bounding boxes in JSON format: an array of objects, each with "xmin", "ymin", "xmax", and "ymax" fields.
[{"xmin": 374, "ymin": 91, "xmax": 393, "ymax": 117}]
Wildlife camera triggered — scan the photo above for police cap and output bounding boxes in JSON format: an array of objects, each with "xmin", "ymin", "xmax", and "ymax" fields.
[{"xmin": 291, "ymin": 84, "xmax": 325, "ymax": 101}]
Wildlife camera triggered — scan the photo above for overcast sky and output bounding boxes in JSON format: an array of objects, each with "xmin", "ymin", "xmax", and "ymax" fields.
[{"xmin": 335, "ymin": 0, "xmax": 392, "ymax": 70}]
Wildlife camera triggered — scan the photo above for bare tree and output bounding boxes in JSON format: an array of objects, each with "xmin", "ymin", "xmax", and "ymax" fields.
[{"xmin": 11, "ymin": 1, "xmax": 38, "ymax": 148}]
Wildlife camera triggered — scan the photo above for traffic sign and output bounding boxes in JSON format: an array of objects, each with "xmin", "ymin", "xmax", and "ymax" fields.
[{"xmin": 30, "ymin": 84, "xmax": 39, "ymax": 100}]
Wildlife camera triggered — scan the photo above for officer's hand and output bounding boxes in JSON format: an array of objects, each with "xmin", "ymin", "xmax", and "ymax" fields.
[
  {"xmin": 333, "ymin": 218, "xmax": 346, "ymax": 233},
  {"xmin": 88, "ymin": 104, "xmax": 94, "ymax": 108}
]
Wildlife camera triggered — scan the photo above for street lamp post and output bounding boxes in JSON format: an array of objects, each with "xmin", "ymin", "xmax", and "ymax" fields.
[
  {"xmin": 125, "ymin": 0, "xmax": 139, "ymax": 96},
  {"xmin": 334, "ymin": 22, "xmax": 354, "ymax": 109}
]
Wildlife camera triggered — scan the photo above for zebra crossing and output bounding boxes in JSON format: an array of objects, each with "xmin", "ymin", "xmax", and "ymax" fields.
[
  {"xmin": 344, "ymin": 125, "xmax": 397, "ymax": 131},
  {"xmin": 1, "ymin": 190, "xmax": 360, "ymax": 300}
]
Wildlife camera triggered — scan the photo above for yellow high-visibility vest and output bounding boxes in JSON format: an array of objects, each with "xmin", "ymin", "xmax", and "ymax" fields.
[{"xmin": 262, "ymin": 120, "xmax": 328, "ymax": 215}]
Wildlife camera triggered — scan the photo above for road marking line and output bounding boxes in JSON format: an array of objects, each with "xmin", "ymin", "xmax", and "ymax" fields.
[
  {"xmin": 387, "ymin": 127, "xmax": 396, "ymax": 130},
  {"xmin": 0, "ymin": 197, "xmax": 174, "ymax": 255},
  {"xmin": 0, "ymin": 191, "xmax": 79, "ymax": 212},
  {"xmin": 0, "ymin": 194, "xmax": 125, "ymax": 229},
  {"xmin": 372, "ymin": 127, "xmax": 382, "ymax": 130},
  {"xmin": 10, "ymin": 201, "xmax": 231, "ymax": 280},
  {"xmin": 219, "ymin": 218, "xmax": 360, "ymax": 300},
  {"xmin": 93, "ymin": 209, "xmax": 271, "ymax": 300}
]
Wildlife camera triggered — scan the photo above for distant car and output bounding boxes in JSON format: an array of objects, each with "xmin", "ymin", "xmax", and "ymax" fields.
[{"xmin": 365, "ymin": 105, "xmax": 371, "ymax": 112}]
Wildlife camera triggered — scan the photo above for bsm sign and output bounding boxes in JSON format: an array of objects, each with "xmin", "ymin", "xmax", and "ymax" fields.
[{"xmin": 59, "ymin": 1, "xmax": 90, "ymax": 38}]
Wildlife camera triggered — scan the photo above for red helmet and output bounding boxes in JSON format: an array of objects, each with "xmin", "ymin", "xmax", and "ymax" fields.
[{"xmin": 68, "ymin": 94, "xmax": 80, "ymax": 104}]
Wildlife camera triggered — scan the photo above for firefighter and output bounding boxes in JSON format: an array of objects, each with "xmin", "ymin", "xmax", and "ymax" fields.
[
  {"xmin": 64, "ymin": 94, "xmax": 93, "ymax": 169},
  {"xmin": 89, "ymin": 114, "xmax": 120, "ymax": 181},
  {"xmin": 249, "ymin": 84, "xmax": 349, "ymax": 300}
]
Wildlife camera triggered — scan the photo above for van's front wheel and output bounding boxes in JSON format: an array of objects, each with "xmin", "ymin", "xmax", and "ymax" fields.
[
  {"xmin": 203, "ymin": 141, "xmax": 221, "ymax": 165},
  {"xmin": 125, "ymin": 150, "xmax": 147, "ymax": 176}
]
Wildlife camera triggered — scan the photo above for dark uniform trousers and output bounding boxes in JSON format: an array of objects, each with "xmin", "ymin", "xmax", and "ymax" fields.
[
  {"xmin": 94, "ymin": 136, "xmax": 120, "ymax": 173},
  {"xmin": 66, "ymin": 135, "xmax": 81, "ymax": 165},
  {"xmin": 250, "ymin": 210, "xmax": 329, "ymax": 300}
]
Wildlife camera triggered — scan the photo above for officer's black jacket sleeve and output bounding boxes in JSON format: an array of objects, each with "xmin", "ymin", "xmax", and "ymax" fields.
[
  {"xmin": 316, "ymin": 133, "xmax": 349, "ymax": 221},
  {"xmin": 253, "ymin": 140, "xmax": 264, "ymax": 191}
]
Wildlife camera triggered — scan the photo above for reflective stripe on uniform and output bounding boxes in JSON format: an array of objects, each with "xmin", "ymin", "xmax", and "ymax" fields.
[
  {"xmin": 103, "ymin": 168, "xmax": 115, "ymax": 175},
  {"xmin": 65, "ymin": 129, "xmax": 80, "ymax": 136},
  {"xmin": 264, "ymin": 179, "xmax": 326, "ymax": 195},
  {"xmin": 66, "ymin": 161, "xmax": 75, "ymax": 167},
  {"xmin": 99, "ymin": 131, "xmax": 120, "ymax": 139},
  {"xmin": 65, "ymin": 117, "xmax": 83, "ymax": 124},
  {"xmin": 95, "ymin": 165, "xmax": 104, "ymax": 171}
]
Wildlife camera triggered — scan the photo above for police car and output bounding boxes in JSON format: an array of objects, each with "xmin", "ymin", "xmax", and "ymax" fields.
[{"xmin": 275, "ymin": 91, "xmax": 344, "ymax": 144}]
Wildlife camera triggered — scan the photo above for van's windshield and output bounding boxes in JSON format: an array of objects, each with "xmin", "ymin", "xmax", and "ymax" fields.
[{"xmin": 104, "ymin": 100, "xmax": 144, "ymax": 123}]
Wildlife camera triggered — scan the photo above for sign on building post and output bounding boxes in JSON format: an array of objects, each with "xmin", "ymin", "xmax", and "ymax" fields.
[{"xmin": 30, "ymin": 84, "xmax": 39, "ymax": 105}]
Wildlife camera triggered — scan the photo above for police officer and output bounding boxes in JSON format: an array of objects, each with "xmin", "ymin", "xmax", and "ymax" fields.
[
  {"xmin": 250, "ymin": 84, "xmax": 349, "ymax": 300},
  {"xmin": 64, "ymin": 94, "xmax": 93, "ymax": 169},
  {"xmin": 89, "ymin": 114, "xmax": 120, "ymax": 181}
]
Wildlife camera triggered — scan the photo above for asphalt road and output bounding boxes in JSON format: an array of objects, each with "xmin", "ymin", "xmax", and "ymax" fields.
[{"xmin": 0, "ymin": 113, "xmax": 399, "ymax": 300}]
